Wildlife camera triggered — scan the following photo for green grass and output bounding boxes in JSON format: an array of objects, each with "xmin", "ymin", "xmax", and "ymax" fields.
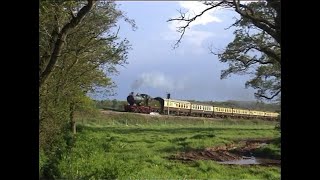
[
  {"xmin": 56, "ymin": 111, "xmax": 280, "ymax": 179},
  {"xmin": 254, "ymin": 137, "xmax": 281, "ymax": 159}
]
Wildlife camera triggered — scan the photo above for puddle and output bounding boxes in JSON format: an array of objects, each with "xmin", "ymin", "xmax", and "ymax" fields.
[
  {"xmin": 168, "ymin": 138, "xmax": 280, "ymax": 166},
  {"xmin": 219, "ymin": 156, "xmax": 259, "ymax": 165}
]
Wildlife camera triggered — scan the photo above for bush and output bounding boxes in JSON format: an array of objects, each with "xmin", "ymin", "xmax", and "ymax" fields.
[{"xmin": 39, "ymin": 149, "xmax": 48, "ymax": 176}]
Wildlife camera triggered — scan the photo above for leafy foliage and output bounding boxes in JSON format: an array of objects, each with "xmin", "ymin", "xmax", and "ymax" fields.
[
  {"xmin": 39, "ymin": 0, "xmax": 136, "ymax": 178},
  {"xmin": 168, "ymin": 0, "xmax": 281, "ymax": 101}
]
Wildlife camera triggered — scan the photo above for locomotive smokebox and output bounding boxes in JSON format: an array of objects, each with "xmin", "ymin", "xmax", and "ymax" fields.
[{"xmin": 127, "ymin": 92, "xmax": 148, "ymax": 106}]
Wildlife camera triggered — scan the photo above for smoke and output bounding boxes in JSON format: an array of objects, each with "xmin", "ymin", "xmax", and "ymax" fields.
[
  {"xmin": 130, "ymin": 72, "xmax": 256, "ymax": 101},
  {"xmin": 131, "ymin": 72, "xmax": 185, "ymax": 92}
]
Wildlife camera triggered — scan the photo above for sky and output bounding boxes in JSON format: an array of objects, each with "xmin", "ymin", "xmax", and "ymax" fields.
[{"xmin": 95, "ymin": 1, "xmax": 258, "ymax": 102}]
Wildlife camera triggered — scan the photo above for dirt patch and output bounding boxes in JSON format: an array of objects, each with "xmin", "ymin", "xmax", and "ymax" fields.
[{"xmin": 168, "ymin": 138, "xmax": 280, "ymax": 166}]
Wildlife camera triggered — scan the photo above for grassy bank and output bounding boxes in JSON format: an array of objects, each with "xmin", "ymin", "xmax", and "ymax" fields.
[{"xmin": 51, "ymin": 111, "xmax": 280, "ymax": 179}]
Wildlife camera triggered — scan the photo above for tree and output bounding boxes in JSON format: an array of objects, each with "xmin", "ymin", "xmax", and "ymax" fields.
[
  {"xmin": 39, "ymin": 0, "xmax": 96, "ymax": 87},
  {"xmin": 39, "ymin": 1, "xmax": 136, "ymax": 177},
  {"xmin": 112, "ymin": 99, "xmax": 117, "ymax": 109},
  {"xmin": 168, "ymin": 0, "xmax": 281, "ymax": 101},
  {"xmin": 40, "ymin": 0, "xmax": 135, "ymax": 131}
]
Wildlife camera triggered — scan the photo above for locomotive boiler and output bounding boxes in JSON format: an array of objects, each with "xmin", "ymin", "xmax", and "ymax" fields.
[
  {"xmin": 127, "ymin": 92, "xmax": 150, "ymax": 106},
  {"xmin": 124, "ymin": 92, "xmax": 162, "ymax": 113}
]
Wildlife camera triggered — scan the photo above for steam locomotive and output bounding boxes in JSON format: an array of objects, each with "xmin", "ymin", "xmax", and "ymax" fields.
[{"xmin": 124, "ymin": 92, "xmax": 279, "ymax": 120}]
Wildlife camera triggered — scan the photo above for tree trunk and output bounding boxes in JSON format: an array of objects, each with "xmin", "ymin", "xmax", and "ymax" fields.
[
  {"xmin": 70, "ymin": 103, "xmax": 76, "ymax": 134},
  {"xmin": 40, "ymin": 0, "xmax": 95, "ymax": 87}
]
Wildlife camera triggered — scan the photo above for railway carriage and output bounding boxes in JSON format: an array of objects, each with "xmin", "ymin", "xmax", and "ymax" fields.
[
  {"xmin": 163, "ymin": 98, "xmax": 191, "ymax": 116},
  {"xmin": 124, "ymin": 92, "xmax": 280, "ymax": 120}
]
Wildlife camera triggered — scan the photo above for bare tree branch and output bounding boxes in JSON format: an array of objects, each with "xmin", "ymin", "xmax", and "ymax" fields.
[
  {"xmin": 168, "ymin": 0, "xmax": 280, "ymax": 48},
  {"xmin": 167, "ymin": 0, "xmax": 281, "ymax": 101},
  {"xmin": 167, "ymin": 1, "xmax": 225, "ymax": 48},
  {"xmin": 255, "ymin": 88, "xmax": 281, "ymax": 100}
]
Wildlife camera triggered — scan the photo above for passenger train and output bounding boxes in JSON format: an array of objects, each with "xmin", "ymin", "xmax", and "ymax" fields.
[{"xmin": 124, "ymin": 92, "xmax": 279, "ymax": 120}]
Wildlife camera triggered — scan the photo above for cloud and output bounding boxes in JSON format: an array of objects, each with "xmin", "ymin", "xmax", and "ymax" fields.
[
  {"xmin": 163, "ymin": 1, "xmax": 224, "ymax": 51},
  {"xmin": 184, "ymin": 30, "xmax": 216, "ymax": 47},
  {"xmin": 178, "ymin": 1, "xmax": 223, "ymax": 27},
  {"xmin": 129, "ymin": 71, "xmax": 256, "ymax": 101}
]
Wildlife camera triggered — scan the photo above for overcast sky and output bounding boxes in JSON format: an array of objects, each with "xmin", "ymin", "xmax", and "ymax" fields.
[{"xmin": 96, "ymin": 1, "xmax": 258, "ymax": 102}]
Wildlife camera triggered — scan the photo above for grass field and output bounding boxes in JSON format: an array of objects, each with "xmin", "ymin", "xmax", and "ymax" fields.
[{"xmin": 56, "ymin": 111, "xmax": 280, "ymax": 179}]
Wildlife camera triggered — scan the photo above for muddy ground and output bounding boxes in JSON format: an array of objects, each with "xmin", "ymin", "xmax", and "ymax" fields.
[{"xmin": 168, "ymin": 138, "xmax": 280, "ymax": 166}]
